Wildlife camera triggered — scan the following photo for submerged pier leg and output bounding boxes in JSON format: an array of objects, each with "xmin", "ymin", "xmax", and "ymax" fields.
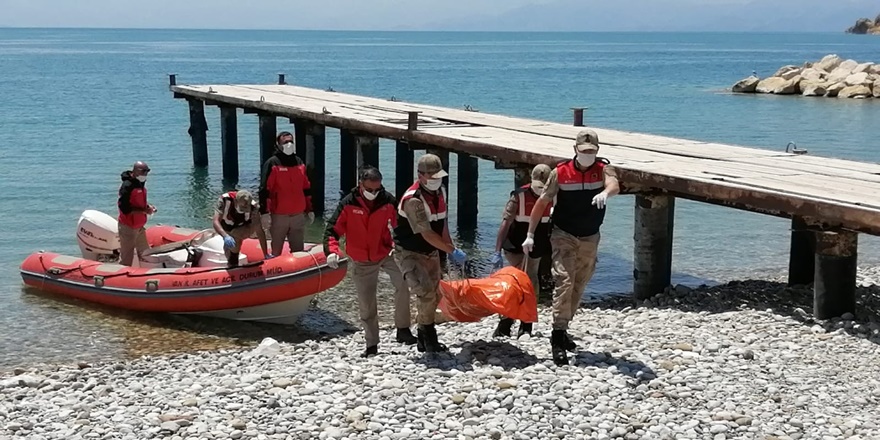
[
  {"xmin": 814, "ymin": 230, "xmax": 858, "ymax": 320},
  {"xmin": 294, "ymin": 119, "xmax": 307, "ymax": 159},
  {"xmin": 220, "ymin": 106, "xmax": 239, "ymax": 183},
  {"xmin": 633, "ymin": 194, "xmax": 675, "ymax": 300},
  {"xmin": 305, "ymin": 123, "xmax": 326, "ymax": 216},
  {"xmin": 788, "ymin": 216, "xmax": 816, "ymax": 286},
  {"xmin": 356, "ymin": 135, "xmax": 380, "ymax": 169},
  {"xmin": 395, "ymin": 141, "xmax": 414, "ymax": 198},
  {"xmin": 457, "ymin": 153, "xmax": 479, "ymax": 230},
  {"xmin": 187, "ymin": 98, "xmax": 209, "ymax": 167},
  {"xmin": 340, "ymin": 129, "xmax": 357, "ymax": 194},
  {"xmin": 514, "ymin": 166, "xmax": 531, "ymax": 187},
  {"xmin": 258, "ymin": 113, "xmax": 276, "ymax": 167}
]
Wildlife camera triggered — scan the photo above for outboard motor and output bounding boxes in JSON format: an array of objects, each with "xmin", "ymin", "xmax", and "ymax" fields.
[{"xmin": 76, "ymin": 210, "xmax": 121, "ymax": 262}]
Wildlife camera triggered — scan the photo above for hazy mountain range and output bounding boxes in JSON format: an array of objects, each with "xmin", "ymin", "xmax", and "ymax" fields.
[{"xmin": 417, "ymin": 0, "xmax": 880, "ymax": 32}]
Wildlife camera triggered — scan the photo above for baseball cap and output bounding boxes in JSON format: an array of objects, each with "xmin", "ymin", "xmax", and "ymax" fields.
[
  {"xmin": 575, "ymin": 129, "xmax": 600, "ymax": 153},
  {"xmin": 235, "ymin": 190, "xmax": 253, "ymax": 203},
  {"xmin": 530, "ymin": 164, "xmax": 552, "ymax": 189},
  {"xmin": 417, "ymin": 154, "xmax": 448, "ymax": 179}
]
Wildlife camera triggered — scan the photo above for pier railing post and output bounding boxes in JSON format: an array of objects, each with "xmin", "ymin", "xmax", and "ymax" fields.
[
  {"xmin": 340, "ymin": 129, "xmax": 357, "ymax": 194},
  {"xmin": 633, "ymin": 194, "xmax": 675, "ymax": 300},
  {"xmin": 278, "ymin": 73, "xmax": 286, "ymax": 85},
  {"xmin": 219, "ymin": 105, "xmax": 239, "ymax": 183},
  {"xmin": 814, "ymin": 230, "xmax": 858, "ymax": 319},
  {"xmin": 788, "ymin": 216, "xmax": 816, "ymax": 286},
  {"xmin": 457, "ymin": 153, "xmax": 479, "ymax": 230},
  {"xmin": 186, "ymin": 98, "xmax": 209, "ymax": 167},
  {"xmin": 571, "ymin": 107, "xmax": 586, "ymax": 127},
  {"xmin": 395, "ymin": 141, "xmax": 414, "ymax": 198},
  {"xmin": 306, "ymin": 123, "xmax": 326, "ymax": 217},
  {"xmin": 258, "ymin": 113, "xmax": 277, "ymax": 167},
  {"xmin": 355, "ymin": 135, "xmax": 380, "ymax": 169}
]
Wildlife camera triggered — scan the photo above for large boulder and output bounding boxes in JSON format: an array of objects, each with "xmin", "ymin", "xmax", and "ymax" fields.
[
  {"xmin": 870, "ymin": 64, "xmax": 880, "ymax": 75},
  {"xmin": 874, "ymin": 79, "xmax": 880, "ymax": 98},
  {"xmin": 824, "ymin": 82, "xmax": 846, "ymax": 97},
  {"xmin": 827, "ymin": 61, "xmax": 859, "ymax": 84},
  {"xmin": 853, "ymin": 62, "xmax": 875, "ymax": 74},
  {"xmin": 814, "ymin": 54, "xmax": 843, "ymax": 72},
  {"xmin": 800, "ymin": 81, "xmax": 827, "ymax": 97},
  {"xmin": 845, "ymin": 72, "xmax": 873, "ymax": 86},
  {"xmin": 773, "ymin": 65, "xmax": 802, "ymax": 80},
  {"xmin": 756, "ymin": 76, "xmax": 800, "ymax": 94},
  {"xmin": 838, "ymin": 85, "xmax": 872, "ymax": 99},
  {"xmin": 800, "ymin": 67, "xmax": 826, "ymax": 82},
  {"xmin": 732, "ymin": 76, "xmax": 760, "ymax": 93}
]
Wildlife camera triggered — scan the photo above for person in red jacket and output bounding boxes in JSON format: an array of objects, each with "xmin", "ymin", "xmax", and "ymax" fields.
[
  {"xmin": 117, "ymin": 161, "xmax": 156, "ymax": 266},
  {"xmin": 323, "ymin": 166, "xmax": 416, "ymax": 357},
  {"xmin": 259, "ymin": 131, "xmax": 314, "ymax": 256}
]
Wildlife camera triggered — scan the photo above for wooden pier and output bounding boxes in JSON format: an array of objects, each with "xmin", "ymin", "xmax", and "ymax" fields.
[{"xmin": 169, "ymin": 74, "xmax": 880, "ymax": 320}]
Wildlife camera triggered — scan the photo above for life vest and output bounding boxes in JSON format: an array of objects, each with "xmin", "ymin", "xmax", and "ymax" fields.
[
  {"xmin": 218, "ymin": 191, "xmax": 257, "ymax": 232},
  {"xmin": 552, "ymin": 158, "xmax": 609, "ymax": 238},
  {"xmin": 324, "ymin": 188, "xmax": 397, "ymax": 263},
  {"xmin": 265, "ymin": 156, "xmax": 311, "ymax": 215},
  {"xmin": 504, "ymin": 184, "xmax": 553, "ymax": 257},
  {"xmin": 117, "ymin": 175, "xmax": 148, "ymax": 229},
  {"xmin": 393, "ymin": 182, "xmax": 447, "ymax": 254}
]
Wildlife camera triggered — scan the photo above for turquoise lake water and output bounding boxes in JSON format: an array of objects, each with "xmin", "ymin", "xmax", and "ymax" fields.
[{"xmin": 2, "ymin": 29, "xmax": 879, "ymax": 368}]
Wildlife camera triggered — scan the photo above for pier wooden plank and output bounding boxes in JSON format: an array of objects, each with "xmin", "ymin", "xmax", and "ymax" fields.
[{"xmin": 170, "ymin": 83, "xmax": 880, "ymax": 236}]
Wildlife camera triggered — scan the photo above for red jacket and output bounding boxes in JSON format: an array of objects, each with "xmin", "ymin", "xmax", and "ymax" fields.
[
  {"xmin": 259, "ymin": 153, "xmax": 312, "ymax": 215},
  {"xmin": 323, "ymin": 188, "xmax": 397, "ymax": 263},
  {"xmin": 117, "ymin": 170, "xmax": 148, "ymax": 229}
]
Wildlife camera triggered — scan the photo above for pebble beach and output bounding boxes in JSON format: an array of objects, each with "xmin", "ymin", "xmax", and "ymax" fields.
[{"xmin": 2, "ymin": 269, "xmax": 880, "ymax": 440}]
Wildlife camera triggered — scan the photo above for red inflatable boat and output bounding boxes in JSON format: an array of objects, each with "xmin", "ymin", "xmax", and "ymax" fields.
[{"xmin": 19, "ymin": 210, "xmax": 347, "ymax": 324}]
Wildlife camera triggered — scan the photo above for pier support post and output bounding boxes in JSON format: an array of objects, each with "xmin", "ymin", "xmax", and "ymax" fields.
[
  {"xmin": 457, "ymin": 153, "xmax": 479, "ymax": 230},
  {"xmin": 305, "ymin": 123, "xmax": 326, "ymax": 216},
  {"xmin": 220, "ymin": 106, "xmax": 239, "ymax": 183},
  {"xmin": 814, "ymin": 230, "xmax": 858, "ymax": 320},
  {"xmin": 258, "ymin": 113, "xmax": 276, "ymax": 167},
  {"xmin": 788, "ymin": 216, "xmax": 816, "ymax": 286},
  {"xmin": 395, "ymin": 141, "xmax": 414, "ymax": 198},
  {"xmin": 356, "ymin": 135, "xmax": 380, "ymax": 169},
  {"xmin": 187, "ymin": 98, "xmax": 209, "ymax": 167},
  {"xmin": 514, "ymin": 166, "xmax": 531, "ymax": 187},
  {"xmin": 293, "ymin": 119, "xmax": 308, "ymax": 160},
  {"xmin": 633, "ymin": 194, "xmax": 675, "ymax": 300},
  {"xmin": 340, "ymin": 129, "xmax": 357, "ymax": 193}
]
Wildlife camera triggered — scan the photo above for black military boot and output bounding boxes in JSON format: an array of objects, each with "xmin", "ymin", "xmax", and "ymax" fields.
[
  {"xmin": 517, "ymin": 322, "xmax": 533, "ymax": 338},
  {"xmin": 396, "ymin": 327, "xmax": 417, "ymax": 345},
  {"xmin": 493, "ymin": 317, "xmax": 515, "ymax": 337},
  {"xmin": 418, "ymin": 324, "xmax": 448, "ymax": 353},
  {"xmin": 227, "ymin": 252, "xmax": 240, "ymax": 268},
  {"xmin": 562, "ymin": 331, "xmax": 577, "ymax": 352},
  {"xmin": 417, "ymin": 325, "xmax": 427, "ymax": 352},
  {"xmin": 551, "ymin": 330, "xmax": 568, "ymax": 366},
  {"xmin": 361, "ymin": 345, "xmax": 378, "ymax": 358}
]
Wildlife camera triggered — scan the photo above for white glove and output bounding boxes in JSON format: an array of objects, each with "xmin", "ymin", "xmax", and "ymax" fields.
[
  {"xmin": 521, "ymin": 233, "xmax": 535, "ymax": 254},
  {"xmin": 326, "ymin": 253, "xmax": 339, "ymax": 269},
  {"xmin": 592, "ymin": 193, "xmax": 608, "ymax": 209},
  {"xmin": 307, "ymin": 212, "xmax": 315, "ymax": 225},
  {"xmin": 261, "ymin": 213, "xmax": 271, "ymax": 230}
]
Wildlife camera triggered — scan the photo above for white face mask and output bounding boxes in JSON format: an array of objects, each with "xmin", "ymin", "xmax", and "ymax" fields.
[
  {"xmin": 576, "ymin": 153, "xmax": 596, "ymax": 168},
  {"xmin": 136, "ymin": 175, "xmax": 147, "ymax": 183},
  {"xmin": 424, "ymin": 179, "xmax": 443, "ymax": 191},
  {"xmin": 530, "ymin": 183, "xmax": 544, "ymax": 194},
  {"xmin": 362, "ymin": 189, "xmax": 378, "ymax": 201},
  {"xmin": 281, "ymin": 142, "xmax": 295, "ymax": 155}
]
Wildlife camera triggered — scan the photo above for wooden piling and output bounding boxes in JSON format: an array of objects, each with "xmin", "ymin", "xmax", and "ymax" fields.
[
  {"xmin": 278, "ymin": 73, "xmax": 286, "ymax": 85},
  {"xmin": 294, "ymin": 120, "xmax": 307, "ymax": 159},
  {"xmin": 187, "ymin": 98, "xmax": 209, "ymax": 167},
  {"xmin": 788, "ymin": 216, "xmax": 816, "ymax": 286},
  {"xmin": 304, "ymin": 122, "xmax": 327, "ymax": 216},
  {"xmin": 514, "ymin": 166, "xmax": 531, "ymax": 187},
  {"xmin": 356, "ymin": 135, "xmax": 380, "ymax": 169},
  {"xmin": 457, "ymin": 153, "xmax": 479, "ymax": 230},
  {"xmin": 258, "ymin": 113, "xmax": 276, "ymax": 166},
  {"xmin": 633, "ymin": 194, "xmax": 675, "ymax": 300},
  {"xmin": 813, "ymin": 230, "xmax": 858, "ymax": 319},
  {"xmin": 395, "ymin": 141, "xmax": 414, "ymax": 198},
  {"xmin": 340, "ymin": 129, "xmax": 357, "ymax": 193},
  {"xmin": 572, "ymin": 107, "xmax": 585, "ymax": 127},
  {"xmin": 219, "ymin": 106, "xmax": 239, "ymax": 182}
]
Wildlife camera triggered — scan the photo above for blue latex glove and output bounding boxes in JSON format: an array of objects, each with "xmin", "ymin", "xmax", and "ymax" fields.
[
  {"xmin": 264, "ymin": 253, "xmax": 275, "ymax": 260},
  {"xmin": 449, "ymin": 248, "xmax": 467, "ymax": 265},
  {"xmin": 490, "ymin": 251, "xmax": 503, "ymax": 270},
  {"xmin": 223, "ymin": 235, "xmax": 236, "ymax": 249}
]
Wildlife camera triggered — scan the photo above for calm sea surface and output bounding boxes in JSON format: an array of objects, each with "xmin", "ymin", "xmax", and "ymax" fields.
[{"xmin": 2, "ymin": 29, "xmax": 879, "ymax": 369}]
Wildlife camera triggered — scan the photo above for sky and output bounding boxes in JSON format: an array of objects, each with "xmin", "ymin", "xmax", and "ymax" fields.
[{"xmin": 0, "ymin": 0, "xmax": 877, "ymax": 32}]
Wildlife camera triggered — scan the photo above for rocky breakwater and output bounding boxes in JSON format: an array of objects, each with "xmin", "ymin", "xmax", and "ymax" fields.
[
  {"xmin": 732, "ymin": 54, "xmax": 880, "ymax": 99},
  {"xmin": 2, "ymin": 268, "xmax": 880, "ymax": 439}
]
